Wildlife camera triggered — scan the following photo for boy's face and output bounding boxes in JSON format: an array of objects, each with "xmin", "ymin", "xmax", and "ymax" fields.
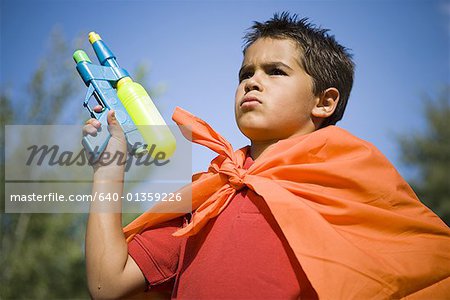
[{"xmin": 235, "ymin": 37, "xmax": 319, "ymax": 142}]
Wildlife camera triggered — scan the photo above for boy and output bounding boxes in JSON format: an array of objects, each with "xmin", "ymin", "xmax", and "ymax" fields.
[{"xmin": 84, "ymin": 13, "xmax": 450, "ymax": 299}]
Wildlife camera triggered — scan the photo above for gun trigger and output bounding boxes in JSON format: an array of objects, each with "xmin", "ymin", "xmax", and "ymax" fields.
[{"xmin": 84, "ymin": 84, "xmax": 95, "ymax": 104}]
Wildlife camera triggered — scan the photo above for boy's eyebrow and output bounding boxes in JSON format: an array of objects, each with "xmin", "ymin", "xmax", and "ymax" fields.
[{"xmin": 239, "ymin": 61, "xmax": 294, "ymax": 78}]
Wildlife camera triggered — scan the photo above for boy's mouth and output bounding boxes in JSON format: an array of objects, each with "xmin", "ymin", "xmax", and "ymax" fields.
[{"xmin": 240, "ymin": 96, "xmax": 262, "ymax": 107}]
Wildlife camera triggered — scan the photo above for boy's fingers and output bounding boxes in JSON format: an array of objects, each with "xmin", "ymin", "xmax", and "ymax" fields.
[
  {"xmin": 85, "ymin": 118, "xmax": 101, "ymax": 128},
  {"xmin": 82, "ymin": 124, "xmax": 98, "ymax": 137},
  {"xmin": 93, "ymin": 105, "xmax": 103, "ymax": 113}
]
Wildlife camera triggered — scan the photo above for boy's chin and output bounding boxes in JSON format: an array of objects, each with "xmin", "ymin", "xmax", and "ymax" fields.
[
  {"xmin": 238, "ymin": 126, "xmax": 275, "ymax": 143},
  {"xmin": 236, "ymin": 119, "xmax": 288, "ymax": 142}
]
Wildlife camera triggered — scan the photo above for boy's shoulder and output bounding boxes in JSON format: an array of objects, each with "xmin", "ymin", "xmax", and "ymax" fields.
[{"xmin": 274, "ymin": 125, "xmax": 383, "ymax": 161}]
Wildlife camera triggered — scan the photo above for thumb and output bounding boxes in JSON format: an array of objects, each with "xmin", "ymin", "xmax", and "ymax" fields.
[
  {"xmin": 107, "ymin": 110, "xmax": 119, "ymax": 126},
  {"xmin": 107, "ymin": 110, "xmax": 125, "ymax": 139}
]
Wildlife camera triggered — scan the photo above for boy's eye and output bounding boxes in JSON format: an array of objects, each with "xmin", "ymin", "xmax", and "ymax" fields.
[
  {"xmin": 269, "ymin": 68, "xmax": 287, "ymax": 76},
  {"xmin": 239, "ymin": 72, "xmax": 253, "ymax": 83}
]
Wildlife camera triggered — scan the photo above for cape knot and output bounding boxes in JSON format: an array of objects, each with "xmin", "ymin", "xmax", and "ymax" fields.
[
  {"xmin": 228, "ymin": 170, "xmax": 246, "ymax": 190},
  {"xmin": 218, "ymin": 159, "xmax": 247, "ymax": 190}
]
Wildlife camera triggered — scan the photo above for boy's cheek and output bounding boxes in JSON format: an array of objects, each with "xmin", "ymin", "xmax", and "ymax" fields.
[
  {"xmin": 236, "ymin": 112, "xmax": 264, "ymax": 129},
  {"xmin": 235, "ymin": 85, "xmax": 244, "ymax": 98}
]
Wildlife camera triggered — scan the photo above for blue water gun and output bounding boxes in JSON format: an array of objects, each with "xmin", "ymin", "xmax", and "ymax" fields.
[{"xmin": 73, "ymin": 32, "xmax": 176, "ymax": 163}]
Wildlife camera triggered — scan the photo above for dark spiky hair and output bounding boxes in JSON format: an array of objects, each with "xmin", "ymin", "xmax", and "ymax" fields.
[{"xmin": 243, "ymin": 12, "xmax": 355, "ymax": 127}]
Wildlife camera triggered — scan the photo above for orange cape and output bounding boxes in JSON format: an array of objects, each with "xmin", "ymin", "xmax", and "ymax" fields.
[{"xmin": 124, "ymin": 107, "xmax": 450, "ymax": 299}]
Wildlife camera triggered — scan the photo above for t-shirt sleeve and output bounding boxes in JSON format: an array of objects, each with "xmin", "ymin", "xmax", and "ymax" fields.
[{"xmin": 128, "ymin": 217, "xmax": 186, "ymax": 288}]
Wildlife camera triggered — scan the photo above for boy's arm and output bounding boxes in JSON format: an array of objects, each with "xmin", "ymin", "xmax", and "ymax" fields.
[{"xmin": 84, "ymin": 110, "xmax": 146, "ymax": 299}]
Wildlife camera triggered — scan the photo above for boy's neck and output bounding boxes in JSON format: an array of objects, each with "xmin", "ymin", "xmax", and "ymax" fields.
[
  {"xmin": 250, "ymin": 125, "xmax": 320, "ymax": 160},
  {"xmin": 250, "ymin": 140, "xmax": 280, "ymax": 160}
]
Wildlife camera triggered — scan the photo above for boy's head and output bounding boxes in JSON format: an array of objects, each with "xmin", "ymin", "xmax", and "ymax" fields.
[{"xmin": 235, "ymin": 12, "xmax": 354, "ymax": 142}]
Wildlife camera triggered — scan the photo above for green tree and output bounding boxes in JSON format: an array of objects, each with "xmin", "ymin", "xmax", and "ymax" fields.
[
  {"xmin": 398, "ymin": 87, "xmax": 450, "ymax": 226},
  {"xmin": 1, "ymin": 27, "xmax": 90, "ymax": 300},
  {"xmin": 1, "ymin": 27, "xmax": 162, "ymax": 299}
]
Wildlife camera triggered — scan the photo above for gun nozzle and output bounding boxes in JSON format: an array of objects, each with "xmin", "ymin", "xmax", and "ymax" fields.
[
  {"xmin": 88, "ymin": 32, "xmax": 102, "ymax": 44},
  {"xmin": 73, "ymin": 50, "xmax": 91, "ymax": 63}
]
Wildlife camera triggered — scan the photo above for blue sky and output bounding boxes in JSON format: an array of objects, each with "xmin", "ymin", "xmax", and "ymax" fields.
[{"xmin": 1, "ymin": 0, "xmax": 449, "ymax": 176}]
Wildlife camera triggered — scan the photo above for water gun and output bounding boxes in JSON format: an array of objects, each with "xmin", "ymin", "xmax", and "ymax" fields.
[{"xmin": 73, "ymin": 32, "xmax": 176, "ymax": 162}]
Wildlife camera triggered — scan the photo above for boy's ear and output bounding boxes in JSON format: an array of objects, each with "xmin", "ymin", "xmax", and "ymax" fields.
[{"xmin": 311, "ymin": 87, "xmax": 340, "ymax": 118}]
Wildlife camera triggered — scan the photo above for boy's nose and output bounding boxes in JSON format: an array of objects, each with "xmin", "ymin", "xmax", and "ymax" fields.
[{"xmin": 244, "ymin": 76, "xmax": 262, "ymax": 93}]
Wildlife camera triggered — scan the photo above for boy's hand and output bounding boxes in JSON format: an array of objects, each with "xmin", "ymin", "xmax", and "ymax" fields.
[
  {"xmin": 82, "ymin": 105, "xmax": 127, "ymax": 172},
  {"xmin": 84, "ymin": 105, "xmax": 146, "ymax": 298}
]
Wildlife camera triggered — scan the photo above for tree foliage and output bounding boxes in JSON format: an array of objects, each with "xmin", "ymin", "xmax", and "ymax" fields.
[
  {"xmin": 398, "ymin": 87, "xmax": 450, "ymax": 226},
  {"xmin": 1, "ymin": 27, "xmax": 159, "ymax": 299}
]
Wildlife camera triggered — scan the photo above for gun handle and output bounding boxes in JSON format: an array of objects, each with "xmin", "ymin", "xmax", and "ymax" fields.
[
  {"xmin": 97, "ymin": 83, "xmax": 148, "ymax": 157},
  {"xmin": 82, "ymin": 109, "xmax": 111, "ymax": 163},
  {"xmin": 82, "ymin": 80, "xmax": 147, "ymax": 163}
]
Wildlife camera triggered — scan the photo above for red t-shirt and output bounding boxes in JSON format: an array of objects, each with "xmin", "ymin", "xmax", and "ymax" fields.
[{"xmin": 128, "ymin": 156, "xmax": 317, "ymax": 299}]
